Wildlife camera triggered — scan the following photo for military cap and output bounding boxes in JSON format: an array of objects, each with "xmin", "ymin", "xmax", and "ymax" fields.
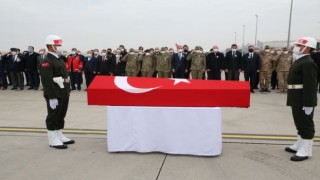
[
  {"xmin": 10, "ymin": 48, "xmax": 18, "ymax": 51},
  {"xmin": 161, "ymin": 47, "xmax": 166, "ymax": 51}
]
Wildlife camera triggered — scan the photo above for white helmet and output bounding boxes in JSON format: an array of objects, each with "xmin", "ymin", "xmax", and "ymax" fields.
[
  {"xmin": 294, "ymin": 37, "xmax": 317, "ymax": 49},
  {"xmin": 45, "ymin": 35, "xmax": 63, "ymax": 46}
]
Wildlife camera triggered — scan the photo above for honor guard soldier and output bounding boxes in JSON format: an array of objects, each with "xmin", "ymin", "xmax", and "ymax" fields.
[
  {"xmin": 40, "ymin": 35, "xmax": 75, "ymax": 149},
  {"xmin": 285, "ymin": 37, "xmax": 318, "ymax": 161}
]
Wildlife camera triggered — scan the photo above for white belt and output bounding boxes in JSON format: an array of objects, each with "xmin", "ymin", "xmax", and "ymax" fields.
[{"xmin": 288, "ymin": 84, "xmax": 303, "ymax": 89}]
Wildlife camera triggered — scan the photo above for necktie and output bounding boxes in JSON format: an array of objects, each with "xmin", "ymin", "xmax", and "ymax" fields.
[{"xmin": 179, "ymin": 53, "xmax": 182, "ymax": 60}]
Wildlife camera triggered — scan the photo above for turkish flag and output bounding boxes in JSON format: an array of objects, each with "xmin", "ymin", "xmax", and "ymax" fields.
[{"xmin": 87, "ymin": 76, "xmax": 250, "ymax": 107}]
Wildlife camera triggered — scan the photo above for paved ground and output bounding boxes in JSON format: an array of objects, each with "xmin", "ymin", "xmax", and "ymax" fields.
[{"xmin": 0, "ymin": 86, "xmax": 320, "ymax": 180}]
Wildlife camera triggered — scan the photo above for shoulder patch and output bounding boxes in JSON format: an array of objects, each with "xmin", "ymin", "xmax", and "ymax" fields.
[{"xmin": 41, "ymin": 62, "xmax": 49, "ymax": 67}]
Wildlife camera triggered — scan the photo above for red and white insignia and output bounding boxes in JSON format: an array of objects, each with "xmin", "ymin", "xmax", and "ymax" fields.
[
  {"xmin": 298, "ymin": 39, "xmax": 308, "ymax": 45},
  {"xmin": 41, "ymin": 62, "xmax": 49, "ymax": 67}
]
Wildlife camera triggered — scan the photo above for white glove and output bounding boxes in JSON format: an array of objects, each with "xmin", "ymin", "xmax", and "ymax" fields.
[
  {"xmin": 49, "ymin": 99, "xmax": 58, "ymax": 110},
  {"xmin": 302, "ymin": 107, "xmax": 313, "ymax": 115}
]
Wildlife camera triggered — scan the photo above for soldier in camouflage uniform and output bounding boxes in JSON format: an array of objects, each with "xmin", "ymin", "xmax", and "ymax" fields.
[
  {"xmin": 139, "ymin": 49, "xmax": 156, "ymax": 77},
  {"xmin": 186, "ymin": 46, "xmax": 206, "ymax": 79},
  {"xmin": 275, "ymin": 47, "xmax": 293, "ymax": 93},
  {"xmin": 121, "ymin": 48, "xmax": 141, "ymax": 77},
  {"xmin": 156, "ymin": 47, "xmax": 171, "ymax": 78},
  {"xmin": 259, "ymin": 45, "xmax": 276, "ymax": 92}
]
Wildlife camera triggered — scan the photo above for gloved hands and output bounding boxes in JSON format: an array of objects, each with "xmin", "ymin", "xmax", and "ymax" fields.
[
  {"xmin": 302, "ymin": 107, "xmax": 313, "ymax": 115},
  {"xmin": 49, "ymin": 99, "xmax": 58, "ymax": 110}
]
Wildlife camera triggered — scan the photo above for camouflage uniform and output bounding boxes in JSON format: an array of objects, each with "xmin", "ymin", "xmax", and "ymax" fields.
[
  {"xmin": 276, "ymin": 51, "xmax": 293, "ymax": 93},
  {"xmin": 139, "ymin": 54, "xmax": 156, "ymax": 77},
  {"xmin": 186, "ymin": 47, "xmax": 206, "ymax": 79},
  {"xmin": 121, "ymin": 49, "xmax": 141, "ymax": 77},
  {"xmin": 259, "ymin": 50, "xmax": 275, "ymax": 91},
  {"xmin": 156, "ymin": 48, "xmax": 172, "ymax": 78}
]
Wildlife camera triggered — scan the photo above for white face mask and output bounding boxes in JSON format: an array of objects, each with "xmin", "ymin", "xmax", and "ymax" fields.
[
  {"xmin": 231, "ymin": 49, "xmax": 237, "ymax": 52},
  {"xmin": 145, "ymin": 53, "xmax": 150, "ymax": 56},
  {"xmin": 71, "ymin": 51, "xmax": 76, "ymax": 55},
  {"xmin": 178, "ymin": 49, "xmax": 183, "ymax": 53},
  {"xmin": 160, "ymin": 51, "xmax": 166, "ymax": 54},
  {"xmin": 283, "ymin": 51, "xmax": 288, "ymax": 55},
  {"xmin": 270, "ymin": 51, "xmax": 275, "ymax": 54},
  {"xmin": 87, "ymin": 54, "xmax": 92, "ymax": 57},
  {"xmin": 265, "ymin": 49, "xmax": 270, "ymax": 53},
  {"xmin": 277, "ymin": 51, "xmax": 282, "ymax": 54},
  {"xmin": 116, "ymin": 54, "xmax": 120, "ymax": 58},
  {"xmin": 53, "ymin": 45, "xmax": 62, "ymax": 53},
  {"xmin": 101, "ymin": 52, "xmax": 107, "ymax": 56},
  {"xmin": 94, "ymin": 52, "xmax": 99, "ymax": 55},
  {"xmin": 293, "ymin": 46, "xmax": 303, "ymax": 55},
  {"xmin": 11, "ymin": 51, "xmax": 17, "ymax": 55},
  {"xmin": 129, "ymin": 52, "xmax": 134, "ymax": 55},
  {"xmin": 213, "ymin": 49, "xmax": 218, "ymax": 53},
  {"xmin": 195, "ymin": 50, "xmax": 200, "ymax": 53},
  {"xmin": 39, "ymin": 51, "xmax": 44, "ymax": 55}
]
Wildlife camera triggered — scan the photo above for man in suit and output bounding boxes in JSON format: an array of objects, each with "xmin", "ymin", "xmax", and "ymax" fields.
[
  {"xmin": 225, "ymin": 44, "xmax": 243, "ymax": 81},
  {"xmin": 25, "ymin": 46, "xmax": 40, "ymax": 90},
  {"xmin": 9, "ymin": 48, "xmax": 25, "ymax": 90},
  {"xmin": 243, "ymin": 45, "xmax": 261, "ymax": 93},
  {"xmin": 172, "ymin": 45, "xmax": 188, "ymax": 78},
  {"xmin": 206, "ymin": 45, "xmax": 224, "ymax": 80},
  {"xmin": 83, "ymin": 50, "xmax": 96, "ymax": 90},
  {"xmin": 95, "ymin": 49, "xmax": 116, "ymax": 76}
]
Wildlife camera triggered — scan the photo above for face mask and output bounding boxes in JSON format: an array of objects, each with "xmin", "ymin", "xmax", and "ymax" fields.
[
  {"xmin": 121, "ymin": 49, "xmax": 124, "ymax": 52},
  {"xmin": 11, "ymin": 51, "xmax": 17, "ymax": 55},
  {"xmin": 145, "ymin": 53, "xmax": 150, "ymax": 56},
  {"xmin": 63, "ymin": 52, "xmax": 67, "ymax": 56},
  {"xmin": 155, "ymin": 50, "xmax": 159, "ymax": 52},
  {"xmin": 178, "ymin": 49, "xmax": 183, "ymax": 53},
  {"xmin": 150, "ymin": 51, "xmax": 154, "ymax": 54},
  {"xmin": 28, "ymin": 49, "xmax": 33, "ymax": 53},
  {"xmin": 116, "ymin": 54, "xmax": 120, "ymax": 58},
  {"xmin": 277, "ymin": 51, "xmax": 282, "ymax": 54},
  {"xmin": 87, "ymin": 54, "xmax": 92, "ymax": 57},
  {"xmin": 101, "ymin": 52, "xmax": 107, "ymax": 56},
  {"xmin": 195, "ymin": 50, "xmax": 200, "ymax": 53},
  {"xmin": 265, "ymin": 49, "xmax": 270, "ymax": 53},
  {"xmin": 39, "ymin": 51, "xmax": 44, "ymax": 55},
  {"xmin": 71, "ymin": 51, "xmax": 76, "ymax": 55},
  {"xmin": 94, "ymin": 52, "xmax": 99, "ymax": 55},
  {"xmin": 129, "ymin": 52, "xmax": 134, "ymax": 55},
  {"xmin": 231, "ymin": 49, "xmax": 237, "ymax": 52},
  {"xmin": 283, "ymin": 51, "xmax": 288, "ymax": 54},
  {"xmin": 270, "ymin": 51, "xmax": 275, "ymax": 54},
  {"xmin": 293, "ymin": 46, "xmax": 303, "ymax": 55},
  {"xmin": 53, "ymin": 45, "xmax": 62, "ymax": 53},
  {"xmin": 160, "ymin": 51, "xmax": 165, "ymax": 54},
  {"xmin": 248, "ymin": 49, "xmax": 254, "ymax": 53},
  {"xmin": 213, "ymin": 49, "xmax": 218, "ymax": 53},
  {"xmin": 107, "ymin": 51, "xmax": 112, "ymax": 54},
  {"xmin": 134, "ymin": 53, "xmax": 139, "ymax": 56},
  {"xmin": 139, "ymin": 51, "xmax": 143, "ymax": 55},
  {"xmin": 184, "ymin": 49, "xmax": 188, "ymax": 52}
]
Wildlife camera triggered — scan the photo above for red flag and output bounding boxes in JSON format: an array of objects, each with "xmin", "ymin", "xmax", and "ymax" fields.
[{"xmin": 87, "ymin": 76, "xmax": 250, "ymax": 107}]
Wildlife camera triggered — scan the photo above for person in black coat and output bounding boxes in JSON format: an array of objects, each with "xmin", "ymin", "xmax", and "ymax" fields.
[
  {"xmin": 171, "ymin": 45, "xmax": 188, "ymax": 78},
  {"xmin": 243, "ymin": 45, "xmax": 261, "ymax": 93},
  {"xmin": 83, "ymin": 50, "xmax": 96, "ymax": 90},
  {"xmin": 9, "ymin": 48, "xmax": 25, "ymax": 90},
  {"xmin": 0, "ymin": 52, "xmax": 7, "ymax": 89},
  {"xmin": 206, "ymin": 45, "xmax": 224, "ymax": 80},
  {"xmin": 95, "ymin": 49, "xmax": 116, "ymax": 76},
  {"xmin": 311, "ymin": 49, "xmax": 320, "ymax": 92},
  {"xmin": 25, "ymin": 46, "xmax": 40, "ymax": 90},
  {"xmin": 225, "ymin": 44, "xmax": 243, "ymax": 81}
]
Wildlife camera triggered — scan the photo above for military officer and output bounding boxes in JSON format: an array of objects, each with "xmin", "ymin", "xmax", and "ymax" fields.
[
  {"xmin": 186, "ymin": 46, "xmax": 206, "ymax": 79},
  {"xmin": 259, "ymin": 45, "xmax": 276, "ymax": 92},
  {"xmin": 156, "ymin": 47, "xmax": 171, "ymax": 78},
  {"xmin": 121, "ymin": 48, "xmax": 141, "ymax": 77},
  {"xmin": 285, "ymin": 37, "xmax": 318, "ymax": 161},
  {"xmin": 139, "ymin": 49, "xmax": 156, "ymax": 77},
  {"xmin": 40, "ymin": 35, "xmax": 75, "ymax": 149},
  {"xmin": 275, "ymin": 47, "xmax": 293, "ymax": 93}
]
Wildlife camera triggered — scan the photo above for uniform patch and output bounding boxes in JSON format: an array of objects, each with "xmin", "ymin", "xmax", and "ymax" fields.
[{"xmin": 41, "ymin": 62, "xmax": 49, "ymax": 67}]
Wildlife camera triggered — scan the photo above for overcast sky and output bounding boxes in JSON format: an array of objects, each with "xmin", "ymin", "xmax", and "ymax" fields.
[{"xmin": 0, "ymin": 0, "xmax": 319, "ymax": 52}]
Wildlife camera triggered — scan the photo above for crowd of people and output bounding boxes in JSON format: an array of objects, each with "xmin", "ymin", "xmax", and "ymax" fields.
[{"xmin": 0, "ymin": 44, "xmax": 319, "ymax": 93}]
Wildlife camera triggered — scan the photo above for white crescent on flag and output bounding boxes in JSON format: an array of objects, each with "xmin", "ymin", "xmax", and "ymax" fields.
[{"xmin": 114, "ymin": 76, "xmax": 161, "ymax": 94}]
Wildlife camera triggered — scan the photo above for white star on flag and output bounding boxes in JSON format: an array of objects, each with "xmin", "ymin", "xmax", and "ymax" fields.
[{"xmin": 170, "ymin": 78, "xmax": 191, "ymax": 85}]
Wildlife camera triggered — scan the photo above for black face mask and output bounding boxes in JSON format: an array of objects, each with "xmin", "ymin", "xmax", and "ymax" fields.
[
  {"xmin": 184, "ymin": 50, "xmax": 188, "ymax": 53},
  {"xmin": 107, "ymin": 51, "xmax": 111, "ymax": 55},
  {"xmin": 248, "ymin": 49, "xmax": 254, "ymax": 53}
]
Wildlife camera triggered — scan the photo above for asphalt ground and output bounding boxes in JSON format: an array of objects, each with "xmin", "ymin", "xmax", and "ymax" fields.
[{"xmin": 0, "ymin": 83, "xmax": 320, "ymax": 180}]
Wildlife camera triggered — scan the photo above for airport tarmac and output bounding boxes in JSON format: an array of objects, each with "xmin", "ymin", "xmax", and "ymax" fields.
[{"xmin": 0, "ymin": 88, "xmax": 319, "ymax": 180}]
